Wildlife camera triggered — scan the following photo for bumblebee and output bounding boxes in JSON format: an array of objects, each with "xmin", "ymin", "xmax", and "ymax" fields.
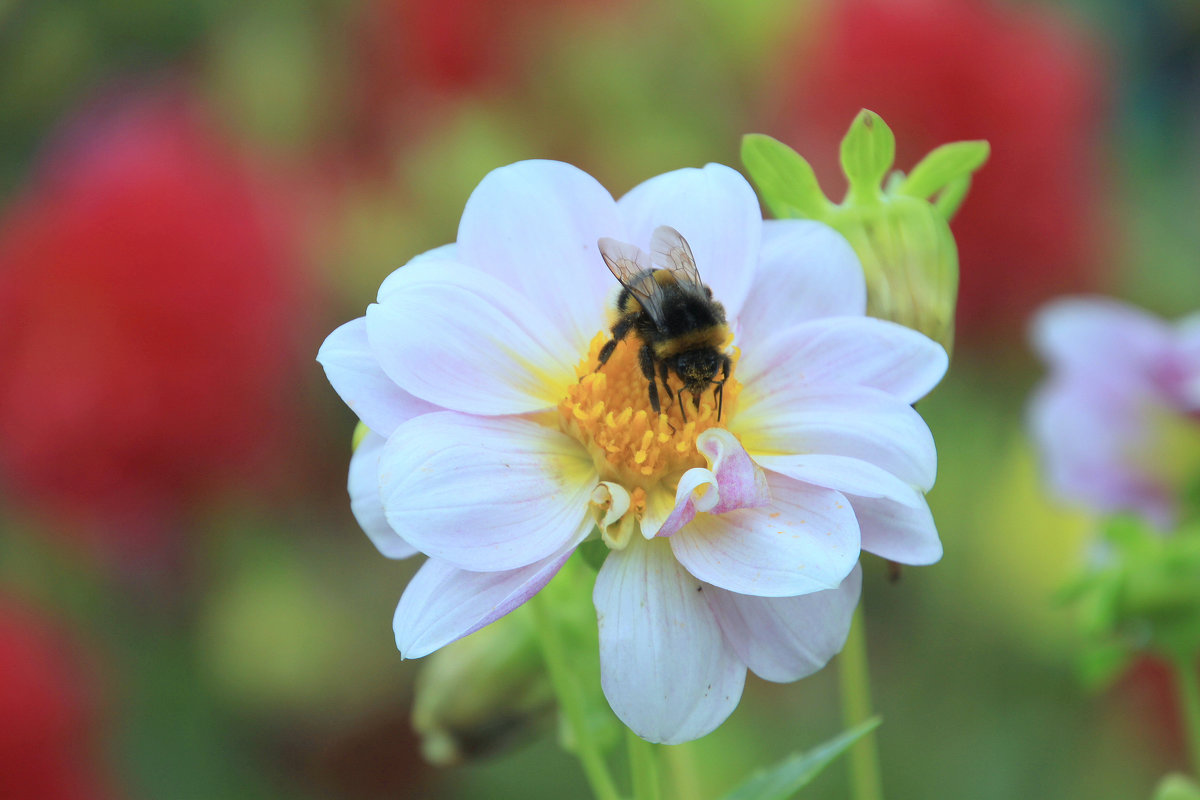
[{"xmin": 596, "ymin": 225, "xmax": 733, "ymax": 420}]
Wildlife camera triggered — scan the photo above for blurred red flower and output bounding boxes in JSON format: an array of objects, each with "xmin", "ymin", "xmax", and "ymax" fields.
[
  {"xmin": 0, "ymin": 95, "xmax": 308, "ymax": 555},
  {"xmin": 0, "ymin": 595, "xmax": 116, "ymax": 800},
  {"xmin": 769, "ymin": 0, "xmax": 1110, "ymax": 345}
]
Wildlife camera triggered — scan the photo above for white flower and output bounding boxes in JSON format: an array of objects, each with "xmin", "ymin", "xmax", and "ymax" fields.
[
  {"xmin": 1029, "ymin": 297, "xmax": 1200, "ymax": 527},
  {"xmin": 318, "ymin": 160, "xmax": 946, "ymax": 744}
]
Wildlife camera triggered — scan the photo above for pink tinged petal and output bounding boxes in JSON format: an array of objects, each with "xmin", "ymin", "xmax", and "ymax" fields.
[
  {"xmin": 395, "ymin": 545, "xmax": 576, "ymax": 659},
  {"xmin": 697, "ymin": 428, "xmax": 771, "ymax": 513},
  {"xmin": 736, "ymin": 220, "xmax": 866, "ymax": 351},
  {"xmin": 848, "ymin": 493, "xmax": 943, "ymax": 566},
  {"xmin": 656, "ymin": 467, "xmax": 717, "ymax": 538},
  {"xmin": 671, "ymin": 472, "xmax": 860, "ymax": 598},
  {"xmin": 754, "ymin": 454, "xmax": 923, "ymax": 509},
  {"xmin": 349, "ymin": 432, "xmax": 418, "ymax": 559},
  {"xmin": 376, "ymin": 243, "xmax": 459, "ymax": 302},
  {"xmin": 617, "ymin": 164, "xmax": 761, "ymax": 319},
  {"xmin": 317, "ymin": 317, "xmax": 440, "ymax": 438},
  {"xmin": 594, "ymin": 538, "xmax": 747, "ymax": 744},
  {"xmin": 456, "ymin": 160, "xmax": 623, "ymax": 354},
  {"xmin": 738, "ymin": 317, "xmax": 948, "ymax": 407},
  {"xmin": 656, "ymin": 430, "xmax": 771, "ymax": 538},
  {"xmin": 706, "ymin": 564, "xmax": 862, "ymax": 683},
  {"xmin": 734, "ymin": 385, "xmax": 937, "ymax": 491},
  {"xmin": 1032, "ymin": 297, "xmax": 1172, "ymax": 374},
  {"xmin": 379, "ymin": 412, "xmax": 597, "ymax": 571},
  {"xmin": 365, "ymin": 260, "xmax": 578, "ymax": 416}
]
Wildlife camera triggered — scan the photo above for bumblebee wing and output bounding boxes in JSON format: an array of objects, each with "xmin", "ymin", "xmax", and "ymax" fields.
[
  {"xmin": 650, "ymin": 225, "xmax": 704, "ymax": 291},
  {"xmin": 598, "ymin": 237, "xmax": 668, "ymax": 325}
]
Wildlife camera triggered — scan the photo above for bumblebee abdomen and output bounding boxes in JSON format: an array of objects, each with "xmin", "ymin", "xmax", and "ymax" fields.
[{"xmin": 652, "ymin": 324, "xmax": 730, "ymax": 359}]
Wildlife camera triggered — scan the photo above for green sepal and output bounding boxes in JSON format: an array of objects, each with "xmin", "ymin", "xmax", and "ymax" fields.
[
  {"xmin": 717, "ymin": 717, "xmax": 882, "ymax": 800},
  {"xmin": 839, "ymin": 110, "xmax": 895, "ymax": 203},
  {"xmin": 1154, "ymin": 774, "xmax": 1200, "ymax": 800},
  {"xmin": 741, "ymin": 133, "xmax": 831, "ymax": 220},
  {"xmin": 897, "ymin": 140, "xmax": 990, "ymax": 205}
]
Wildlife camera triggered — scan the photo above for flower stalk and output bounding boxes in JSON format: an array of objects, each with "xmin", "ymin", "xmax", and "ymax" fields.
[
  {"xmin": 626, "ymin": 728, "xmax": 662, "ymax": 800},
  {"xmin": 838, "ymin": 605, "xmax": 884, "ymax": 800},
  {"xmin": 529, "ymin": 590, "xmax": 622, "ymax": 800},
  {"xmin": 1174, "ymin": 657, "xmax": 1200, "ymax": 780}
]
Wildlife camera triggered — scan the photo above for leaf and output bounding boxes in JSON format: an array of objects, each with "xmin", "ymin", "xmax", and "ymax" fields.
[
  {"xmin": 931, "ymin": 175, "xmax": 972, "ymax": 221},
  {"xmin": 898, "ymin": 141, "xmax": 990, "ymax": 202},
  {"xmin": 718, "ymin": 717, "xmax": 882, "ymax": 800},
  {"xmin": 741, "ymin": 133, "xmax": 830, "ymax": 219},
  {"xmin": 839, "ymin": 110, "xmax": 894, "ymax": 198}
]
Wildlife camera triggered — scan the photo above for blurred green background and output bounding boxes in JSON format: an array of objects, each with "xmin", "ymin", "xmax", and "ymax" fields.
[{"xmin": 0, "ymin": 0, "xmax": 1198, "ymax": 797}]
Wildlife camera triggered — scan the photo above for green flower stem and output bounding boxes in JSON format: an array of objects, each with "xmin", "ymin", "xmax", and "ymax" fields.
[
  {"xmin": 1173, "ymin": 656, "xmax": 1200, "ymax": 779},
  {"xmin": 626, "ymin": 728, "xmax": 662, "ymax": 800},
  {"xmin": 664, "ymin": 741, "xmax": 703, "ymax": 800},
  {"xmin": 838, "ymin": 605, "xmax": 884, "ymax": 800},
  {"xmin": 529, "ymin": 593, "xmax": 623, "ymax": 800}
]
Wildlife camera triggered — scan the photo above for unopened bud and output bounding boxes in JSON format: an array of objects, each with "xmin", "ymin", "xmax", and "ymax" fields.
[
  {"xmin": 742, "ymin": 110, "xmax": 990, "ymax": 356},
  {"xmin": 411, "ymin": 607, "xmax": 553, "ymax": 765}
]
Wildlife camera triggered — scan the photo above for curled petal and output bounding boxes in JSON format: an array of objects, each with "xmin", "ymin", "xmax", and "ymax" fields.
[
  {"xmin": 706, "ymin": 564, "xmax": 862, "ymax": 683},
  {"xmin": 697, "ymin": 428, "xmax": 771, "ymax": 514},
  {"xmin": 671, "ymin": 472, "xmax": 860, "ymax": 597},
  {"xmin": 849, "ymin": 493, "xmax": 943, "ymax": 566},
  {"xmin": 736, "ymin": 220, "xmax": 865, "ymax": 351},
  {"xmin": 656, "ymin": 467, "xmax": 717, "ymax": 538},
  {"xmin": 395, "ymin": 543, "xmax": 579, "ymax": 659},
  {"xmin": 317, "ymin": 317, "xmax": 439, "ymax": 439},
  {"xmin": 618, "ymin": 164, "xmax": 761, "ymax": 319},
  {"xmin": 594, "ymin": 538, "xmax": 746, "ymax": 744},
  {"xmin": 456, "ymin": 160, "xmax": 622, "ymax": 354},
  {"xmin": 639, "ymin": 488, "xmax": 675, "ymax": 540},
  {"xmin": 380, "ymin": 412, "xmax": 597, "ymax": 571},
  {"xmin": 349, "ymin": 432, "xmax": 417, "ymax": 559},
  {"xmin": 366, "ymin": 260, "xmax": 578, "ymax": 416}
]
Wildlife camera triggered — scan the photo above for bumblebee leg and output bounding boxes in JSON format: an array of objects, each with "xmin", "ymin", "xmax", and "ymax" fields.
[
  {"xmin": 716, "ymin": 354, "xmax": 732, "ymax": 420},
  {"xmin": 678, "ymin": 390, "xmax": 686, "ymax": 422},
  {"xmin": 658, "ymin": 361, "xmax": 673, "ymax": 400},
  {"xmin": 596, "ymin": 316, "xmax": 635, "ymax": 370},
  {"xmin": 638, "ymin": 344, "xmax": 660, "ymax": 414}
]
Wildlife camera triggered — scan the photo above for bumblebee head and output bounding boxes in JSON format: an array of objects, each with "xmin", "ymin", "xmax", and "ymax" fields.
[{"xmin": 675, "ymin": 349, "xmax": 723, "ymax": 393}]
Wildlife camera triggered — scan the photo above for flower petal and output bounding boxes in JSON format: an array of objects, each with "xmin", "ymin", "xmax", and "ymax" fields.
[
  {"xmin": 737, "ymin": 317, "xmax": 948, "ymax": 407},
  {"xmin": 380, "ymin": 412, "xmax": 597, "ymax": 571},
  {"xmin": 706, "ymin": 564, "xmax": 862, "ymax": 683},
  {"xmin": 657, "ymin": 429, "xmax": 771, "ymax": 538},
  {"xmin": 618, "ymin": 164, "xmax": 761, "ymax": 319},
  {"xmin": 349, "ymin": 432, "xmax": 417, "ymax": 559},
  {"xmin": 754, "ymin": 454, "xmax": 923, "ymax": 508},
  {"xmin": 734, "ymin": 384, "xmax": 937, "ymax": 490},
  {"xmin": 671, "ymin": 472, "xmax": 859, "ymax": 597},
  {"xmin": 594, "ymin": 538, "xmax": 746, "ymax": 744},
  {"xmin": 365, "ymin": 260, "xmax": 577, "ymax": 415},
  {"xmin": 848, "ymin": 493, "xmax": 943, "ymax": 565},
  {"xmin": 377, "ymin": 243, "xmax": 459, "ymax": 302},
  {"xmin": 394, "ymin": 545, "xmax": 576, "ymax": 659},
  {"xmin": 736, "ymin": 220, "xmax": 866, "ymax": 351},
  {"xmin": 640, "ymin": 487, "xmax": 675, "ymax": 539},
  {"xmin": 456, "ymin": 160, "xmax": 622, "ymax": 353},
  {"xmin": 317, "ymin": 317, "xmax": 440, "ymax": 438},
  {"xmin": 1032, "ymin": 297, "xmax": 1172, "ymax": 374}
]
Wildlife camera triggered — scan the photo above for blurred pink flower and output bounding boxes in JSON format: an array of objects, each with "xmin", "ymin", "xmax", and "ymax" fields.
[
  {"xmin": 319, "ymin": 160, "xmax": 946, "ymax": 743},
  {"xmin": 1029, "ymin": 298, "xmax": 1200, "ymax": 526},
  {"xmin": 770, "ymin": 0, "xmax": 1109, "ymax": 345},
  {"xmin": 0, "ymin": 595, "xmax": 116, "ymax": 800},
  {"xmin": 0, "ymin": 95, "xmax": 309, "ymax": 553}
]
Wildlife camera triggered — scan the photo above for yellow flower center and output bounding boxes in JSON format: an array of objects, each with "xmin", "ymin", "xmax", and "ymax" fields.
[{"xmin": 558, "ymin": 331, "xmax": 742, "ymax": 490}]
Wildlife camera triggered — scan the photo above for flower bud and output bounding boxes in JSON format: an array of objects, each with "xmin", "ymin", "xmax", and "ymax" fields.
[
  {"xmin": 411, "ymin": 607, "xmax": 554, "ymax": 765},
  {"xmin": 742, "ymin": 110, "xmax": 989, "ymax": 355}
]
